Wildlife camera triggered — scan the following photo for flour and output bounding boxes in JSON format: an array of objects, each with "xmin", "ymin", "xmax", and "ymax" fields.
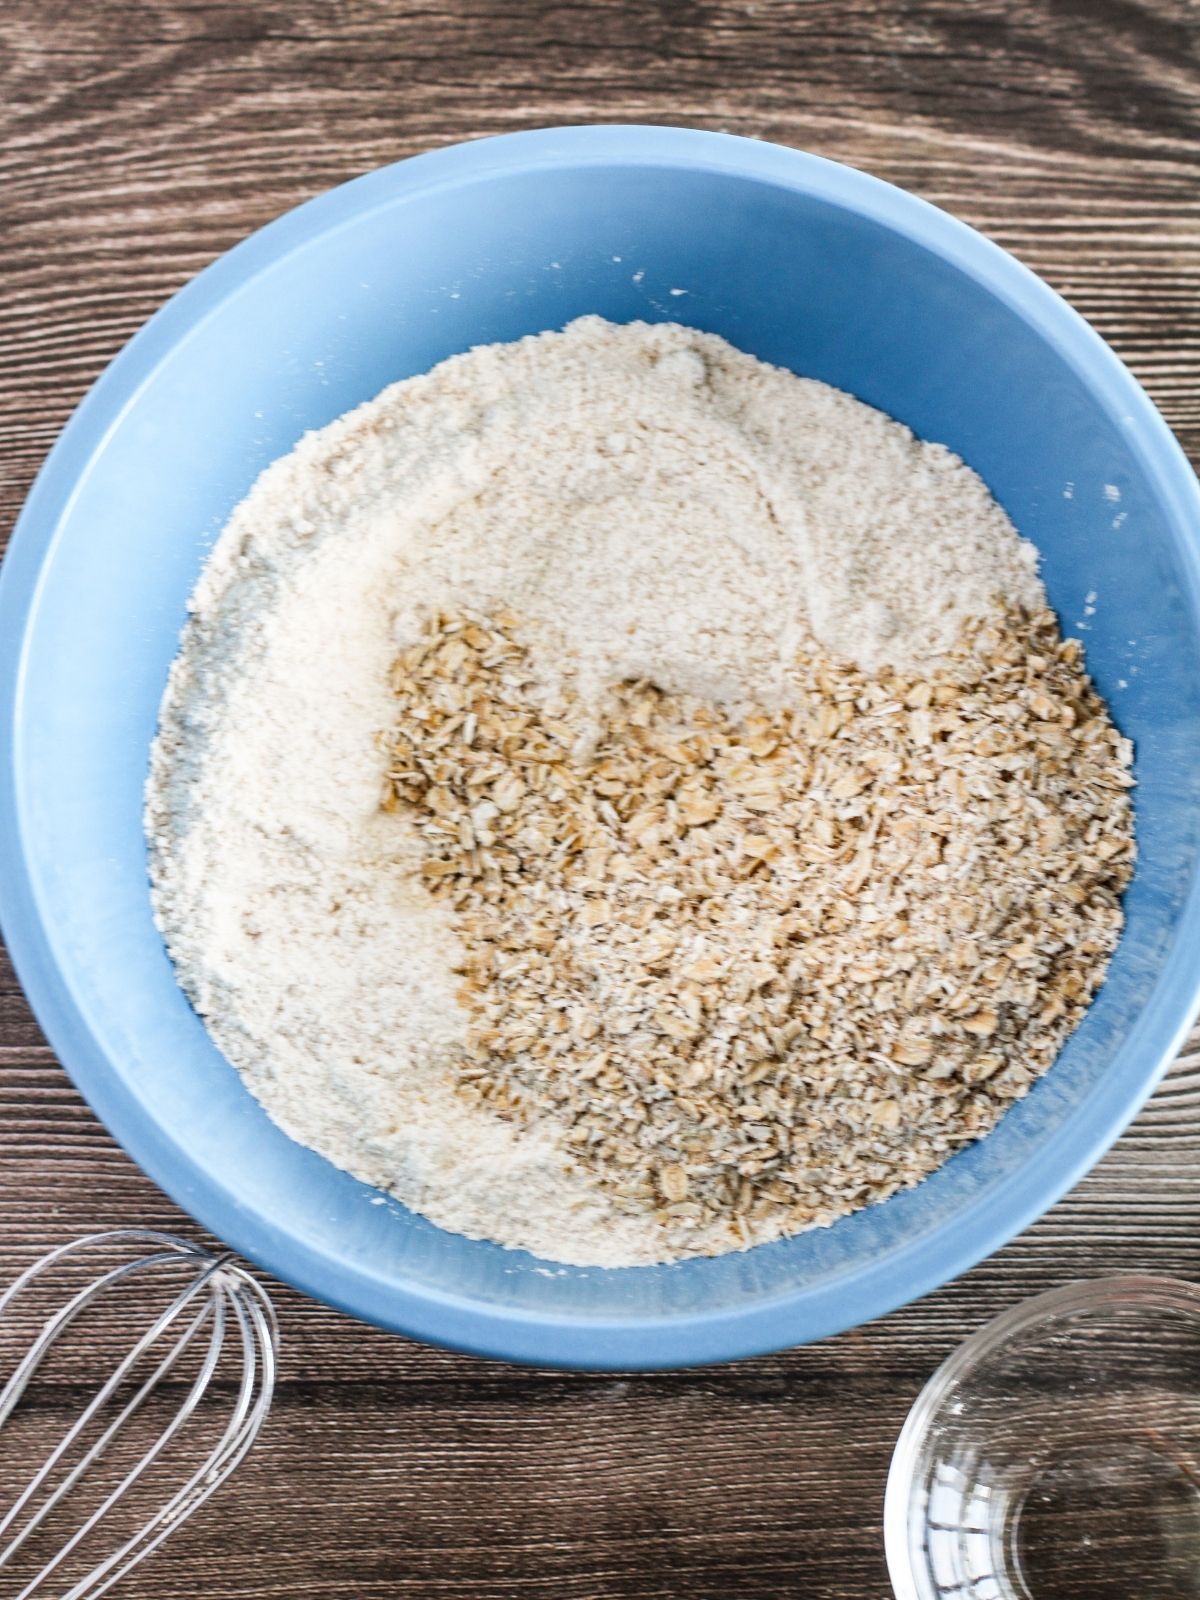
[{"xmin": 146, "ymin": 316, "xmax": 1043, "ymax": 1267}]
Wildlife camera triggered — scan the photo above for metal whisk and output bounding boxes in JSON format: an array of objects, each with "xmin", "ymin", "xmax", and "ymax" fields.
[{"xmin": 0, "ymin": 1229, "xmax": 277, "ymax": 1598}]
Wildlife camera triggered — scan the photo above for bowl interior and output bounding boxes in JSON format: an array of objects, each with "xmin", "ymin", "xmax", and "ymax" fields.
[{"xmin": 6, "ymin": 133, "xmax": 1200, "ymax": 1364}]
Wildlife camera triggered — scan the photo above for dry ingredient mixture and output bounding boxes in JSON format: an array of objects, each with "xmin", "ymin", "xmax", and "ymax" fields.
[
  {"xmin": 147, "ymin": 316, "xmax": 1135, "ymax": 1266},
  {"xmin": 387, "ymin": 607, "xmax": 1133, "ymax": 1243}
]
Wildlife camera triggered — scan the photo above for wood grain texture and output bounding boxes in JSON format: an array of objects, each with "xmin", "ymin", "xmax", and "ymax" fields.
[{"xmin": 1, "ymin": 3, "xmax": 1199, "ymax": 1596}]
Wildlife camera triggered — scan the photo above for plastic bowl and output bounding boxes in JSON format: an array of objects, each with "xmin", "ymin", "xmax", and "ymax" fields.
[
  {"xmin": 885, "ymin": 1276, "xmax": 1200, "ymax": 1599},
  {"xmin": 2, "ymin": 127, "xmax": 1200, "ymax": 1369}
]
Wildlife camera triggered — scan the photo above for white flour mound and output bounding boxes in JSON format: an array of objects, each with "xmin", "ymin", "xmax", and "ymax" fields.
[{"xmin": 146, "ymin": 316, "xmax": 1042, "ymax": 1267}]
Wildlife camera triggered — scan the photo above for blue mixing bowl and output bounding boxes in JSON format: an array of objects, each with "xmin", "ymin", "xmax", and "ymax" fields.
[{"xmin": 2, "ymin": 127, "xmax": 1199, "ymax": 1368}]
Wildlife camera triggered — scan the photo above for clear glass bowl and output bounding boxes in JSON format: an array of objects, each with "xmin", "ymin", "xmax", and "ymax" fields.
[{"xmin": 885, "ymin": 1277, "xmax": 1200, "ymax": 1599}]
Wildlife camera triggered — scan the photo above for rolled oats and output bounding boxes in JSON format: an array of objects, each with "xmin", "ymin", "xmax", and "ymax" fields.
[{"xmin": 382, "ymin": 606, "xmax": 1136, "ymax": 1251}]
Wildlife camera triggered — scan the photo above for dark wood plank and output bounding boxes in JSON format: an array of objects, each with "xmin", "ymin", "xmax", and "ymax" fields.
[{"xmin": 1, "ymin": 3, "xmax": 1198, "ymax": 1597}]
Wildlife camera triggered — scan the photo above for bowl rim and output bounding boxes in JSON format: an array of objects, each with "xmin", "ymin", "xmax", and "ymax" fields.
[
  {"xmin": 3, "ymin": 124, "xmax": 1200, "ymax": 1369},
  {"xmin": 882, "ymin": 1273, "xmax": 1200, "ymax": 1598}
]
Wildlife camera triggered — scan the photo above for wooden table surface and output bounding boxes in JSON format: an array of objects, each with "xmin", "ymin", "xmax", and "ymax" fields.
[{"xmin": 2, "ymin": 3, "xmax": 1199, "ymax": 1596}]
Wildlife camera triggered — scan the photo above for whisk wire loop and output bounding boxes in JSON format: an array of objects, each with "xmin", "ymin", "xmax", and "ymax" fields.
[
  {"xmin": 81, "ymin": 1270, "xmax": 278, "ymax": 1600},
  {"xmin": 0, "ymin": 1230, "xmax": 277, "ymax": 1599}
]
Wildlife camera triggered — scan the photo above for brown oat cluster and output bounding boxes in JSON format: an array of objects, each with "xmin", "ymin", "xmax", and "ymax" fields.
[{"xmin": 384, "ymin": 608, "xmax": 1135, "ymax": 1250}]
